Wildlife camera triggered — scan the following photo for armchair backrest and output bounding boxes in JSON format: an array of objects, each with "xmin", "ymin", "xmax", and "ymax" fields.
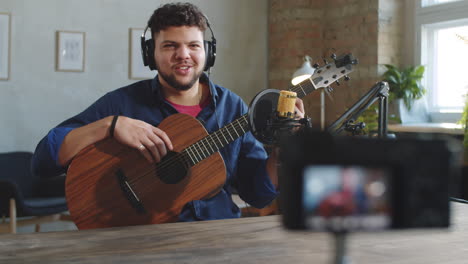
[{"xmin": 0, "ymin": 152, "xmax": 37, "ymax": 199}]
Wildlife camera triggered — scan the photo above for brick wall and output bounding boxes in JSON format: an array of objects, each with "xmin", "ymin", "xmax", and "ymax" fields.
[
  {"xmin": 268, "ymin": 0, "xmax": 403, "ymax": 128},
  {"xmin": 269, "ymin": 0, "xmax": 325, "ymax": 126},
  {"xmin": 378, "ymin": 0, "xmax": 404, "ymax": 71}
]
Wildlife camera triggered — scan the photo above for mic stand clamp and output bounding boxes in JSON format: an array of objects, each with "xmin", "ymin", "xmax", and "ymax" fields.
[
  {"xmin": 263, "ymin": 115, "xmax": 313, "ymax": 145},
  {"xmin": 344, "ymin": 120, "xmax": 366, "ymax": 136},
  {"xmin": 299, "ymin": 116, "xmax": 313, "ymax": 129}
]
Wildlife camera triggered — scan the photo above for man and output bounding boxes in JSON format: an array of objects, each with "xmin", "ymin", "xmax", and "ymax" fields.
[{"xmin": 32, "ymin": 2, "xmax": 304, "ymax": 222}]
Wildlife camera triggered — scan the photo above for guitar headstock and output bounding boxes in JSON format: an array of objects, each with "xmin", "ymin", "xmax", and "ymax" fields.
[
  {"xmin": 313, "ymin": 53, "xmax": 357, "ymax": 89},
  {"xmin": 294, "ymin": 54, "xmax": 358, "ymax": 94}
]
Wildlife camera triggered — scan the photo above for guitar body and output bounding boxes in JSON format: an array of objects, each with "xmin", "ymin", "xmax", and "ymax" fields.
[{"xmin": 65, "ymin": 114, "xmax": 227, "ymax": 230}]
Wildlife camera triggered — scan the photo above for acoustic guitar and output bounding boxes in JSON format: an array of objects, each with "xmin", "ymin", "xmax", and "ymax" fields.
[{"xmin": 65, "ymin": 54, "xmax": 357, "ymax": 229}]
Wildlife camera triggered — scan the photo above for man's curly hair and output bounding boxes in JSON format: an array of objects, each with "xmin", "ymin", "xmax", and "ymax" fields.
[{"xmin": 148, "ymin": 2, "xmax": 208, "ymax": 37}]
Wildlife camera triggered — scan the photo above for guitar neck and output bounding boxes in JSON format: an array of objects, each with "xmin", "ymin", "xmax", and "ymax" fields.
[
  {"xmin": 171, "ymin": 54, "xmax": 357, "ymax": 166},
  {"xmin": 181, "ymin": 77, "xmax": 322, "ymax": 166},
  {"xmin": 182, "ymin": 114, "xmax": 250, "ymax": 166},
  {"xmin": 290, "ymin": 78, "xmax": 317, "ymax": 99},
  {"xmin": 180, "ymin": 66, "xmax": 337, "ymax": 166}
]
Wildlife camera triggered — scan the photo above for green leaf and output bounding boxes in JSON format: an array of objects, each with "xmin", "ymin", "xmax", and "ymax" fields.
[
  {"xmin": 414, "ymin": 65, "xmax": 425, "ymax": 77},
  {"xmin": 386, "ymin": 75, "xmax": 399, "ymax": 85},
  {"xmin": 381, "ymin": 64, "xmax": 426, "ymax": 109}
]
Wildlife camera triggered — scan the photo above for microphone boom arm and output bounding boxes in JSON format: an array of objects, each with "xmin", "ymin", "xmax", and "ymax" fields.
[{"xmin": 327, "ymin": 81, "xmax": 390, "ymax": 138}]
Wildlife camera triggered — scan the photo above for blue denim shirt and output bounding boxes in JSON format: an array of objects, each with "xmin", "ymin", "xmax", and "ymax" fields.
[{"xmin": 32, "ymin": 74, "xmax": 278, "ymax": 221}]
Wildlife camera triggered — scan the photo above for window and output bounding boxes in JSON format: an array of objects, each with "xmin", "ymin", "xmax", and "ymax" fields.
[
  {"xmin": 413, "ymin": 0, "xmax": 468, "ymax": 123},
  {"xmin": 422, "ymin": 20, "xmax": 468, "ymax": 115},
  {"xmin": 422, "ymin": 0, "xmax": 463, "ymax": 7}
]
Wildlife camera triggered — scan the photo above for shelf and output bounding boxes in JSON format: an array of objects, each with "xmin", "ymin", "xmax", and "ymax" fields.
[{"xmin": 388, "ymin": 123, "xmax": 464, "ymax": 135}]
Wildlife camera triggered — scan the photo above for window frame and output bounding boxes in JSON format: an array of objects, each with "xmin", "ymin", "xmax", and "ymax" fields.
[{"xmin": 409, "ymin": 0, "xmax": 468, "ymax": 123}]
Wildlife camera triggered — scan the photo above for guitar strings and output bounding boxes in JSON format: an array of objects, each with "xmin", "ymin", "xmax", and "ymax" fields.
[
  {"xmin": 291, "ymin": 78, "xmax": 316, "ymax": 97},
  {"xmin": 111, "ymin": 64, "xmax": 350, "ymax": 200},
  {"xmin": 124, "ymin": 78, "xmax": 318, "ymax": 187},
  {"xmin": 126, "ymin": 79, "xmax": 316, "ymax": 185},
  {"xmin": 127, "ymin": 115, "xmax": 248, "ymax": 185},
  {"xmin": 127, "ymin": 62, "xmax": 351, "ymax": 185},
  {"xmin": 122, "ymin": 116, "xmax": 244, "ymax": 199},
  {"xmin": 125, "ymin": 66, "xmax": 330, "ymax": 185},
  {"xmin": 126, "ymin": 115, "xmax": 249, "ymax": 186},
  {"xmin": 140, "ymin": 67, "xmax": 342, "ymax": 184}
]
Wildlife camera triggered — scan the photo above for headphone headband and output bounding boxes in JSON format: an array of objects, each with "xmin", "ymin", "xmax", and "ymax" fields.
[
  {"xmin": 141, "ymin": 18, "xmax": 217, "ymax": 72},
  {"xmin": 203, "ymin": 16, "xmax": 217, "ymax": 47}
]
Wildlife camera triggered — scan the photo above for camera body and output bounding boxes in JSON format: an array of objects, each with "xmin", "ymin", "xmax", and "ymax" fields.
[{"xmin": 279, "ymin": 131, "xmax": 460, "ymax": 232}]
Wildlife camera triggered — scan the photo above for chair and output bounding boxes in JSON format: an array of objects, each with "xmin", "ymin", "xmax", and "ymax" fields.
[{"xmin": 0, "ymin": 152, "xmax": 71, "ymax": 234}]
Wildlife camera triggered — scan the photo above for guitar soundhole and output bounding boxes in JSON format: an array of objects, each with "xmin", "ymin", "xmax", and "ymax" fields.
[{"xmin": 156, "ymin": 151, "xmax": 189, "ymax": 184}]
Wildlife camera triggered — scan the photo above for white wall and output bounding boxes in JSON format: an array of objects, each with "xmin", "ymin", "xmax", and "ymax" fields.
[{"xmin": 0, "ymin": 0, "xmax": 268, "ymax": 152}]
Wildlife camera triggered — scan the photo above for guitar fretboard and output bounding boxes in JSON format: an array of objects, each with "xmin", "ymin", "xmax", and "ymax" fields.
[
  {"xmin": 177, "ymin": 76, "xmax": 321, "ymax": 167},
  {"xmin": 181, "ymin": 115, "xmax": 250, "ymax": 166},
  {"xmin": 171, "ymin": 54, "xmax": 354, "ymax": 167},
  {"xmin": 290, "ymin": 77, "xmax": 318, "ymax": 98}
]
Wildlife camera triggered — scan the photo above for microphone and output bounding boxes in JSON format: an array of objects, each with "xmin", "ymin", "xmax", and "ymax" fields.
[
  {"xmin": 247, "ymin": 53, "xmax": 359, "ymax": 144},
  {"xmin": 248, "ymin": 89, "xmax": 310, "ymax": 145},
  {"xmin": 277, "ymin": 90, "xmax": 297, "ymax": 118}
]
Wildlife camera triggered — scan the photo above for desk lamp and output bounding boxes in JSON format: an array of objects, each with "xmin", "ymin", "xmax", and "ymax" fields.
[{"xmin": 291, "ymin": 55, "xmax": 325, "ymax": 129}]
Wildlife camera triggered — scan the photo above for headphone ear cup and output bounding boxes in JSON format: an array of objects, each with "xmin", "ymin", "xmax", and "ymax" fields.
[
  {"xmin": 204, "ymin": 40, "xmax": 216, "ymax": 71},
  {"xmin": 141, "ymin": 38, "xmax": 156, "ymax": 71},
  {"xmin": 145, "ymin": 40, "xmax": 156, "ymax": 71}
]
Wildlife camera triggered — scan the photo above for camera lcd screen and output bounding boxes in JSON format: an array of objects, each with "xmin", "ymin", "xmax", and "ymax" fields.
[{"xmin": 303, "ymin": 165, "xmax": 392, "ymax": 232}]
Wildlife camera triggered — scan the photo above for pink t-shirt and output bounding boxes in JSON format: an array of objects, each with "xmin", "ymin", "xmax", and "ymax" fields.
[{"xmin": 165, "ymin": 96, "xmax": 211, "ymax": 117}]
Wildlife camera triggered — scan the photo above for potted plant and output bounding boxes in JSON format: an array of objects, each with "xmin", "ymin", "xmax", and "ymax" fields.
[
  {"xmin": 354, "ymin": 64, "xmax": 426, "ymax": 135},
  {"xmin": 381, "ymin": 64, "xmax": 426, "ymax": 111}
]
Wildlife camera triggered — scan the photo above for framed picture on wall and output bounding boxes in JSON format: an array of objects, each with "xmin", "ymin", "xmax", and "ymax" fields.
[
  {"xmin": 0, "ymin": 12, "xmax": 11, "ymax": 80},
  {"xmin": 55, "ymin": 31, "xmax": 85, "ymax": 72},
  {"xmin": 129, "ymin": 28, "xmax": 156, "ymax": 80}
]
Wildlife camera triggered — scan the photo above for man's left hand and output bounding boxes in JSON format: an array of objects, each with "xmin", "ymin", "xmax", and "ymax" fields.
[{"xmin": 294, "ymin": 98, "xmax": 305, "ymax": 119}]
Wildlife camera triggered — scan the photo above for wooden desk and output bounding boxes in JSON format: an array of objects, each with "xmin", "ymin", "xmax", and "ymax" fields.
[{"xmin": 1, "ymin": 203, "xmax": 468, "ymax": 264}]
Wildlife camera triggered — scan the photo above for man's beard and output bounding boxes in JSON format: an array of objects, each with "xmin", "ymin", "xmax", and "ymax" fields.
[{"xmin": 157, "ymin": 66, "xmax": 203, "ymax": 91}]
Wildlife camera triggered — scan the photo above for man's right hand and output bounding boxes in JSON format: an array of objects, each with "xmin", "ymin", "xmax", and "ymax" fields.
[
  {"xmin": 58, "ymin": 116, "xmax": 173, "ymax": 167},
  {"xmin": 112, "ymin": 116, "xmax": 173, "ymax": 163}
]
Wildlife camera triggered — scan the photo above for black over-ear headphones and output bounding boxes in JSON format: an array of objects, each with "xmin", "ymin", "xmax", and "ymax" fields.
[{"xmin": 140, "ymin": 16, "xmax": 217, "ymax": 72}]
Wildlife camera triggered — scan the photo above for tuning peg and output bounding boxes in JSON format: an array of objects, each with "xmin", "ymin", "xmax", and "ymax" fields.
[
  {"xmin": 335, "ymin": 80, "xmax": 341, "ymax": 86},
  {"xmin": 313, "ymin": 63, "xmax": 320, "ymax": 68},
  {"xmin": 331, "ymin": 53, "xmax": 337, "ymax": 60},
  {"xmin": 344, "ymin": 75, "xmax": 351, "ymax": 81},
  {"xmin": 327, "ymin": 86, "xmax": 334, "ymax": 93}
]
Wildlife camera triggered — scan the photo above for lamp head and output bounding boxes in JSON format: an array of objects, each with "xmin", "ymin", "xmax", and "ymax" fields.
[{"xmin": 291, "ymin": 55, "xmax": 315, "ymax": 85}]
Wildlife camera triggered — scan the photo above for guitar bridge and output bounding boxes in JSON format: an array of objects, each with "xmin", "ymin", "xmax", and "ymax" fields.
[{"xmin": 116, "ymin": 169, "xmax": 146, "ymax": 214}]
